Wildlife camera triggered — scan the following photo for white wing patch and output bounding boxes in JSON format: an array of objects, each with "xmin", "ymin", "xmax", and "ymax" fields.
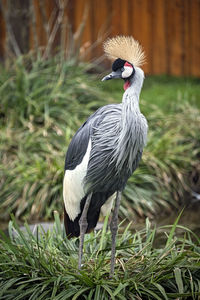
[
  {"xmin": 63, "ymin": 139, "xmax": 92, "ymax": 221},
  {"xmin": 100, "ymin": 192, "xmax": 116, "ymax": 216}
]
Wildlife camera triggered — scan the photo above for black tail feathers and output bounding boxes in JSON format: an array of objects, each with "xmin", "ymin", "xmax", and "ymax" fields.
[
  {"xmin": 64, "ymin": 192, "xmax": 110, "ymax": 238},
  {"xmin": 64, "ymin": 206, "xmax": 100, "ymax": 238}
]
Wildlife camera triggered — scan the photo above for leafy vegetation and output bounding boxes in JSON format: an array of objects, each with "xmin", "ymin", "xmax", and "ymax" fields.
[
  {"xmin": 0, "ymin": 213, "xmax": 199, "ymax": 299},
  {"xmin": 0, "ymin": 55, "xmax": 200, "ymax": 222},
  {"xmin": 0, "ymin": 56, "xmax": 108, "ymax": 221}
]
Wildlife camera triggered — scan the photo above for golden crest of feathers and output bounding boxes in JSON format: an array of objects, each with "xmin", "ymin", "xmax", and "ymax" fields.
[{"xmin": 103, "ymin": 36, "xmax": 146, "ymax": 67}]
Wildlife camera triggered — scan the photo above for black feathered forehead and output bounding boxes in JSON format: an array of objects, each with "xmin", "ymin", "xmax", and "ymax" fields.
[
  {"xmin": 112, "ymin": 58, "xmax": 134, "ymax": 72},
  {"xmin": 112, "ymin": 58, "xmax": 126, "ymax": 71}
]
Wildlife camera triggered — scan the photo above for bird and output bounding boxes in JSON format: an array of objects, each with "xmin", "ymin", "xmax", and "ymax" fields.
[{"xmin": 63, "ymin": 36, "xmax": 148, "ymax": 277}]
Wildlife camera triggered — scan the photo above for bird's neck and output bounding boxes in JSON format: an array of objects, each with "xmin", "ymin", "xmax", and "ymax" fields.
[
  {"xmin": 114, "ymin": 67, "xmax": 147, "ymax": 172},
  {"xmin": 123, "ymin": 72, "xmax": 143, "ymax": 100},
  {"xmin": 122, "ymin": 80, "xmax": 142, "ymax": 114},
  {"xmin": 114, "ymin": 80, "xmax": 145, "ymax": 172}
]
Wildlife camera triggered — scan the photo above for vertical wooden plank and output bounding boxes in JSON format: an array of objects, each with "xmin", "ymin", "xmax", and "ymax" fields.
[
  {"xmin": 73, "ymin": 0, "xmax": 91, "ymax": 43},
  {"xmin": 105, "ymin": 0, "xmax": 131, "ymax": 65},
  {"xmin": 147, "ymin": 0, "xmax": 154, "ymax": 73},
  {"xmin": 151, "ymin": 0, "xmax": 167, "ymax": 74},
  {"xmin": 164, "ymin": 0, "xmax": 170, "ymax": 74},
  {"xmin": 111, "ymin": 0, "xmax": 122, "ymax": 36},
  {"xmin": 131, "ymin": 0, "xmax": 153, "ymax": 74},
  {"xmin": 190, "ymin": 0, "xmax": 200, "ymax": 77},
  {"xmin": 120, "ymin": 0, "xmax": 129, "ymax": 35},
  {"xmin": 183, "ymin": 0, "xmax": 191, "ymax": 76},
  {"xmin": 45, "ymin": 0, "xmax": 57, "ymax": 33},
  {"xmin": 33, "ymin": 0, "xmax": 47, "ymax": 47},
  {"xmin": 90, "ymin": 0, "xmax": 110, "ymax": 60},
  {"xmin": 61, "ymin": 0, "xmax": 76, "ymax": 59},
  {"xmin": 73, "ymin": 0, "xmax": 92, "ymax": 60},
  {"xmin": 166, "ymin": 0, "xmax": 185, "ymax": 76},
  {"xmin": 128, "ymin": 0, "xmax": 133, "ymax": 36},
  {"xmin": 65, "ymin": 0, "xmax": 75, "ymax": 32}
]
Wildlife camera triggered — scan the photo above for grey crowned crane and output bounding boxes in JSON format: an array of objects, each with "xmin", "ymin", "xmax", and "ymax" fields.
[{"xmin": 63, "ymin": 36, "xmax": 148, "ymax": 277}]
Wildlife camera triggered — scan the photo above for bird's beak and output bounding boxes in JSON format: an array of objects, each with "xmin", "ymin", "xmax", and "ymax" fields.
[{"xmin": 102, "ymin": 70, "xmax": 121, "ymax": 81}]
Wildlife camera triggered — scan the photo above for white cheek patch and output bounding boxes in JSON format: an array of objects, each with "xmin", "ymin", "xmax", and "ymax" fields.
[
  {"xmin": 122, "ymin": 66, "xmax": 133, "ymax": 79},
  {"xmin": 63, "ymin": 139, "xmax": 92, "ymax": 221}
]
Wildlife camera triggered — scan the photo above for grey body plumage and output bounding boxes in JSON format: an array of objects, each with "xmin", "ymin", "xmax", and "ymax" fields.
[
  {"xmin": 63, "ymin": 36, "xmax": 148, "ymax": 277},
  {"xmin": 85, "ymin": 67, "xmax": 148, "ymax": 194}
]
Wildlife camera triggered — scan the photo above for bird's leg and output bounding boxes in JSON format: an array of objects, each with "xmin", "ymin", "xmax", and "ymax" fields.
[
  {"xmin": 78, "ymin": 192, "xmax": 92, "ymax": 270},
  {"xmin": 109, "ymin": 191, "xmax": 121, "ymax": 278}
]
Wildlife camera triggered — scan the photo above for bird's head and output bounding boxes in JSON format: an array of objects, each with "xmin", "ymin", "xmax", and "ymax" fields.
[
  {"xmin": 102, "ymin": 36, "xmax": 145, "ymax": 91},
  {"xmin": 102, "ymin": 58, "xmax": 136, "ymax": 90}
]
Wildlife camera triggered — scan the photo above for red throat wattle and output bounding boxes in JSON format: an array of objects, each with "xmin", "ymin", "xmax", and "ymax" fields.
[{"xmin": 123, "ymin": 80, "xmax": 131, "ymax": 90}]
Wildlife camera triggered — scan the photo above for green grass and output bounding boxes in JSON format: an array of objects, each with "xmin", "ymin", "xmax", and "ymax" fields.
[
  {"xmin": 0, "ymin": 55, "xmax": 200, "ymax": 223},
  {"xmin": 0, "ymin": 213, "xmax": 200, "ymax": 299},
  {"xmin": 142, "ymin": 75, "xmax": 200, "ymax": 111}
]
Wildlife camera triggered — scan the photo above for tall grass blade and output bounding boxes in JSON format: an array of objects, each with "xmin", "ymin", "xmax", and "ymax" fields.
[
  {"xmin": 165, "ymin": 209, "xmax": 184, "ymax": 247},
  {"xmin": 174, "ymin": 268, "xmax": 184, "ymax": 294}
]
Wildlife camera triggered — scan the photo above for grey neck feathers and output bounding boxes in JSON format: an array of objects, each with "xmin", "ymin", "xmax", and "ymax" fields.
[{"xmin": 115, "ymin": 67, "xmax": 147, "ymax": 172}]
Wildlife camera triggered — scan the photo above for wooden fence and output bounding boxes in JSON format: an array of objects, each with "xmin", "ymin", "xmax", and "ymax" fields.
[{"xmin": 0, "ymin": 0, "xmax": 200, "ymax": 77}]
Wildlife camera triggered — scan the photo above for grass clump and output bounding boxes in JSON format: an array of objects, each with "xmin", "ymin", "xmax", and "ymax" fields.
[{"xmin": 0, "ymin": 214, "xmax": 200, "ymax": 299}]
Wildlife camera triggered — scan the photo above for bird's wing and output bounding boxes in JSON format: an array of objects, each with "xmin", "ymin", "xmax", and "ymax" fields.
[
  {"xmin": 63, "ymin": 104, "xmax": 118, "ymax": 221},
  {"xmin": 63, "ymin": 119, "xmax": 92, "ymax": 221},
  {"xmin": 64, "ymin": 104, "xmax": 120, "ymax": 171}
]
